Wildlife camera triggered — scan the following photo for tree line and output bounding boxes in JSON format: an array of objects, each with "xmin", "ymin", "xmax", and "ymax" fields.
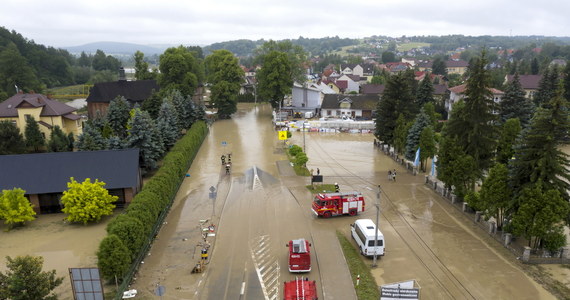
[{"xmin": 375, "ymin": 51, "xmax": 570, "ymax": 253}]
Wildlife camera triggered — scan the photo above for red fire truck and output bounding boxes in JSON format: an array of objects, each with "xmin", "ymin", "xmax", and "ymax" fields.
[
  {"xmin": 311, "ymin": 192, "xmax": 365, "ymax": 218},
  {"xmin": 283, "ymin": 277, "xmax": 318, "ymax": 300},
  {"xmin": 287, "ymin": 239, "xmax": 311, "ymax": 272}
]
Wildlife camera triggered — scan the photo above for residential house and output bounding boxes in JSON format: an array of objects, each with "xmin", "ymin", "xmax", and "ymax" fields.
[
  {"xmin": 324, "ymin": 80, "xmax": 344, "ymax": 94},
  {"xmin": 0, "ymin": 92, "xmax": 82, "ymax": 138},
  {"xmin": 0, "ymin": 149, "xmax": 142, "ymax": 214},
  {"xmin": 337, "ymin": 74, "xmax": 361, "ymax": 93},
  {"xmin": 321, "ymin": 94, "xmax": 379, "ymax": 120},
  {"xmin": 504, "ymin": 74, "xmax": 541, "ymax": 99},
  {"xmin": 419, "ymin": 60, "xmax": 469, "ymax": 75},
  {"xmin": 401, "ymin": 58, "xmax": 418, "ymax": 67},
  {"xmin": 447, "ymin": 84, "xmax": 503, "ymax": 118},
  {"xmin": 86, "ymin": 68, "xmax": 159, "ymax": 119},
  {"xmin": 385, "ymin": 62, "xmax": 412, "ymax": 74},
  {"xmin": 291, "ymin": 83, "xmax": 321, "ymax": 114}
]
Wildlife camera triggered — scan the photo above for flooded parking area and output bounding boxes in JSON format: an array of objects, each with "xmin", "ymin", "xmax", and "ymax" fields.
[{"xmin": 1, "ymin": 103, "xmax": 568, "ymax": 299}]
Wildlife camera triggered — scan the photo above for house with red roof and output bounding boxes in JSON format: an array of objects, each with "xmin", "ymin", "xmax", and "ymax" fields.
[{"xmin": 0, "ymin": 92, "xmax": 83, "ymax": 138}]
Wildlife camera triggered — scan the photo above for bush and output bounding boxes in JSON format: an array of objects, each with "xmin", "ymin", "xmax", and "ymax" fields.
[
  {"xmin": 97, "ymin": 121, "xmax": 208, "ymax": 283},
  {"xmin": 289, "ymin": 144, "xmax": 303, "ymax": 156},
  {"xmin": 97, "ymin": 235, "xmax": 131, "ymax": 281},
  {"xmin": 106, "ymin": 215, "xmax": 147, "ymax": 260},
  {"xmin": 295, "ymin": 152, "xmax": 308, "ymax": 166}
]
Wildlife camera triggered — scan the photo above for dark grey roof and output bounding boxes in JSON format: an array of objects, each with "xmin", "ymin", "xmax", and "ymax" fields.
[
  {"xmin": 86, "ymin": 80, "xmax": 159, "ymax": 103},
  {"xmin": 0, "ymin": 149, "xmax": 140, "ymax": 195},
  {"xmin": 0, "ymin": 93, "xmax": 77, "ymax": 117},
  {"xmin": 361, "ymin": 84, "xmax": 385, "ymax": 94},
  {"xmin": 321, "ymin": 94, "xmax": 379, "ymax": 110}
]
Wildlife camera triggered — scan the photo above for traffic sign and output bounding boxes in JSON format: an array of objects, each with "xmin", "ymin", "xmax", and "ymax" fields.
[
  {"xmin": 209, "ymin": 186, "xmax": 216, "ymax": 192},
  {"xmin": 221, "ymin": 141, "xmax": 227, "ymax": 146},
  {"xmin": 278, "ymin": 131, "xmax": 288, "ymax": 140}
]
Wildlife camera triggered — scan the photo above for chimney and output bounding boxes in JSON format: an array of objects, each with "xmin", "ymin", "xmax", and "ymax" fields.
[{"xmin": 119, "ymin": 67, "xmax": 126, "ymax": 81}]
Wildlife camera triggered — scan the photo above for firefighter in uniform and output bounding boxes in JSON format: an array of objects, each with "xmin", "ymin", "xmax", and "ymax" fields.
[
  {"xmin": 334, "ymin": 182, "xmax": 340, "ymax": 193},
  {"xmin": 225, "ymin": 163, "xmax": 231, "ymax": 174},
  {"xmin": 221, "ymin": 155, "xmax": 226, "ymax": 165},
  {"xmin": 201, "ymin": 248, "xmax": 208, "ymax": 261}
]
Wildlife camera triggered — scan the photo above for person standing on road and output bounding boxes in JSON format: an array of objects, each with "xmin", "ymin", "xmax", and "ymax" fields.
[
  {"xmin": 225, "ymin": 163, "xmax": 231, "ymax": 174},
  {"xmin": 317, "ymin": 168, "xmax": 320, "ymax": 175},
  {"xmin": 221, "ymin": 155, "xmax": 226, "ymax": 165},
  {"xmin": 392, "ymin": 169, "xmax": 397, "ymax": 182},
  {"xmin": 334, "ymin": 182, "xmax": 340, "ymax": 192}
]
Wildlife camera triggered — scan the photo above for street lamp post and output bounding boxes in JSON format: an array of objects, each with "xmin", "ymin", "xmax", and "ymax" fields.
[
  {"xmin": 303, "ymin": 118, "xmax": 306, "ymax": 152},
  {"xmin": 372, "ymin": 185, "xmax": 381, "ymax": 268}
]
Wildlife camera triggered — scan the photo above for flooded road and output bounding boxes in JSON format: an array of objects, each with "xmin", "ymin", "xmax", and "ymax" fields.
[
  {"xmin": 0, "ymin": 103, "xmax": 564, "ymax": 300},
  {"xmin": 132, "ymin": 102, "xmax": 555, "ymax": 299}
]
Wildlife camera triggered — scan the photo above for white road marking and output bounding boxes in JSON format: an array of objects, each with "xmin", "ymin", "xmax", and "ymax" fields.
[
  {"xmin": 240, "ymin": 281, "xmax": 246, "ymax": 295},
  {"xmin": 250, "ymin": 235, "xmax": 280, "ymax": 300}
]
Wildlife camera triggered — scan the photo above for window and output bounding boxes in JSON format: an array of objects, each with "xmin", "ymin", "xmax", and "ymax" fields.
[
  {"xmin": 355, "ymin": 225, "xmax": 367, "ymax": 245},
  {"xmin": 368, "ymin": 239, "xmax": 383, "ymax": 247}
]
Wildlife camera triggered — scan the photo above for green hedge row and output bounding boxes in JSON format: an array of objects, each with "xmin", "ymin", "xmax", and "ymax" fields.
[{"xmin": 97, "ymin": 121, "xmax": 208, "ymax": 282}]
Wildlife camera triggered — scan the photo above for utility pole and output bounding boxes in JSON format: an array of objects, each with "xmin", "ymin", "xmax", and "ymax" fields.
[
  {"xmin": 303, "ymin": 118, "xmax": 306, "ymax": 152},
  {"xmin": 372, "ymin": 185, "xmax": 381, "ymax": 268}
]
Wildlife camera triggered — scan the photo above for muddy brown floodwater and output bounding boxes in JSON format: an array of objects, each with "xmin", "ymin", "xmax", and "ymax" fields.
[{"xmin": 1, "ymin": 103, "xmax": 567, "ymax": 300}]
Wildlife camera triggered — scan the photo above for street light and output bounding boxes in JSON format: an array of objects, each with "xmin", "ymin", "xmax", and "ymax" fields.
[{"xmin": 372, "ymin": 185, "xmax": 381, "ymax": 268}]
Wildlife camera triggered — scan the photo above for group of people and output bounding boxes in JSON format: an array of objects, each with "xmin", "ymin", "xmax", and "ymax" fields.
[
  {"xmin": 388, "ymin": 169, "xmax": 397, "ymax": 181},
  {"xmin": 221, "ymin": 153, "xmax": 232, "ymax": 174}
]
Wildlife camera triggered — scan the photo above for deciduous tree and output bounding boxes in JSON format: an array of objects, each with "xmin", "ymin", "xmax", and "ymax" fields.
[
  {"xmin": 210, "ymin": 81, "xmax": 238, "ymax": 119},
  {"xmin": 510, "ymin": 181, "xmax": 569, "ymax": 249},
  {"xmin": 205, "ymin": 50, "xmax": 243, "ymax": 118},
  {"xmin": 419, "ymin": 127, "xmax": 436, "ymax": 172},
  {"xmin": 254, "ymin": 40, "xmax": 307, "ymax": 84},
  {"xmin": 478, "ymin": 163, "xmax": 512, "ymax": 229},
  {"xmin": 134, "ymin": 50, "xmax": 154, "ymax": 80},
  {"xmin": 256, "ymin": 51, "xmax": 292, "ymax": 109},
  {"xmin": 0, "ymin": 188, "xmax": 36, "ymax": 230},
  {"xmin": 61, "ymin": 177, "xmax": 117, "ymax": 224},
  {"xmin": 0, "ymin": 255, "xmax": 63, "ymax": 300},
  {"xmin": 158, "ymin": 46, "xmax": 203, "ymax": 96},
  {"xmin": 496, "ymin": 118, "xmax": 521, "ymax": 164}
]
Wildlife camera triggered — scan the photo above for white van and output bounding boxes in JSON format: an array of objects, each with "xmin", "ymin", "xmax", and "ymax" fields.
[{"xmin": 351, "ymin": 219, "xmax": 384, "ymax": 257}]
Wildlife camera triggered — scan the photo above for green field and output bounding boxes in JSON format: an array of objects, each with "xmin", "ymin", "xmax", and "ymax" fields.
[
  {"xmin": 397, "ymin": 42, "xmax": 430, "ymax": 51},
  {"xmin": 47, "ymin": 84, "xmax": 92, "ymax": 100}
]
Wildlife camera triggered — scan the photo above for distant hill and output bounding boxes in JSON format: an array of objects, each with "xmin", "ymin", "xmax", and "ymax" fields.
[{"xmin": 63, "ymin": 41, "xmax": 171, "ymax": 55}]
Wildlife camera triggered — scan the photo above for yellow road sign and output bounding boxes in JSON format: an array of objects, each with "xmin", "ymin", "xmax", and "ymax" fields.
[{"xmin": 278, "ymin": 130, "xmax": 288, "ymax": 140}]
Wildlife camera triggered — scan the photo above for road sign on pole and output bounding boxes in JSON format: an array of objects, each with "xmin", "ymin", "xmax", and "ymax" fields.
[{"xmin": 278, "ymin": 131, "xmax": 288, "ymax": 140}]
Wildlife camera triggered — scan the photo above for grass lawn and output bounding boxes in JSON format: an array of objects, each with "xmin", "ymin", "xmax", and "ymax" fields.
[
  {"xmin": 47, "ymin": 84, "xmax": 92, "ymax": 100},
  {"xmin": 336, "ymin": 230, "xmax": 380, "ymax": 300},
  {"xmin": 397, "ymin": 42, "xmax": 430, "ymax": 51}
]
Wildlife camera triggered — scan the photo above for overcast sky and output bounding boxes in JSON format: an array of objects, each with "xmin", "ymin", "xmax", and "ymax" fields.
[{"xmin": 2, "ymin": 0, "xmax": 569, "ymax": 48}]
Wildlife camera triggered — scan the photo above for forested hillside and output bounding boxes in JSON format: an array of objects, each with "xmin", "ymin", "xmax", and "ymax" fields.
[{"xmin": 0, "ymin": 27, "xmax": 122, "ymax": 100}]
